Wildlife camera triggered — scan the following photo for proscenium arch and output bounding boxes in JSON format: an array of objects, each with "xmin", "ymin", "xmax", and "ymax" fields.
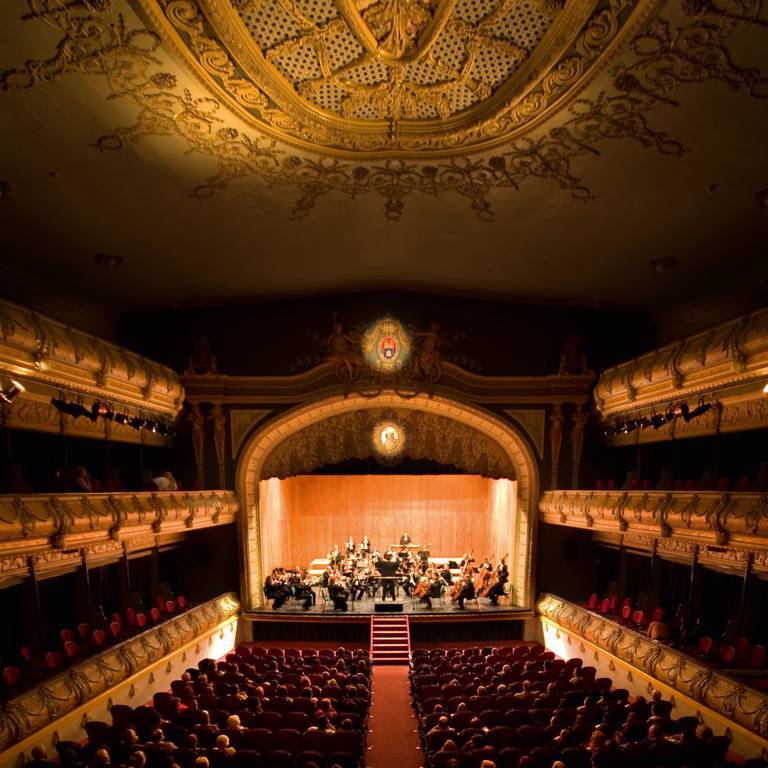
[{"xmin": 235, "ymin": 392, "xmax": 540, "ymax": 610}]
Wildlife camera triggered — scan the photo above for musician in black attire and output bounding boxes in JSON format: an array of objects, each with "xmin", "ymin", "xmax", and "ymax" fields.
[
  {"xmin": 376, "ymin": 554, "xmax": 400, "ymax": 600},
  {"xmin": 421, "ymin": 575, "xmax": 442, "ymax": 609},
  {"xmin": 399, "ymin": 530, "xmax": 411, "ymax": 546},
  {"xmin": 457, "ymin": 573, "xmax": 475, "ymax": 609},
  {"xmin": 328, "ymin": 576, "xmax": 349, "ymax": 611},
  {"xmin": 486, "ymin": 559, "xmax": 508, "ymax": 606}
]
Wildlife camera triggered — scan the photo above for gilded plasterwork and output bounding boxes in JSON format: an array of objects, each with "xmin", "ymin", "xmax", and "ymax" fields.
[
  {"xmin": 260, "ymin": 407, "xmax": 516, "ymax": 477},
  {"xmin": 538, "ymin": 594, "xmax": 768, "ymax": 741},
  {"xmin": 539, "ymin": 489, "xmax": 768, "ymax": 551},
  {"xmin": 1, "ymin": 0, "xmax": 766, "ymax": 217},
  {"xmin": 0, "ymin": 491, "xmax": 238, "ymax": 579},
  {"xmin": 138, "ymin": 0, "xmax": 652, "ymax": 154},
  {"xmin": 0, "ymin": 593, "xmax": 240, "ymax": 751},
  {"xmin": 595, "ymin": 308, "xmax": 768, "ymax": 418}
]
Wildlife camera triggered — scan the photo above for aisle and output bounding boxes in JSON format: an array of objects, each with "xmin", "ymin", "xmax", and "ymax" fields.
[{"xmin": 366, "ymin": 666, "xmax": 422, "ymax": 768}]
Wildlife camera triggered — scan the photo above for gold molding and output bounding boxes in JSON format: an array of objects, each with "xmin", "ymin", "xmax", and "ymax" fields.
[
  {"xmin": 134, "ymin": 0, "xmax": 658, "ymax": 156},
  {"xmin": 0, "ymin": 298, "xmax": 184, "ymax": 417},
  {"xmin": 3, "ymin": 0, "xmax": 766, "ymax": 217},
  {"xmin": 594, "ymin": 307, "xmax": 768, "ymax": 420},
  {"xmin": 0, "ymin": 491, "xmax": 238, "ymax": 581},
  {"xmin": 182, "ymin": 363, "xmax": 595, "ymax": 405},
  {"xmin": 539, "ymin": 489, "xmax": 768, "ymax": 554},
  {"xmin": 0, "ymin": 593, "xmax": 240, "ymax": 752},
  {"xmin": 537, "ymin": 593, "xmax": 768, "ymax": 744},
  {"xmin": 260, "ymin": 407, "xmax": 516, "ymax": 478},
  {"xmin": 235, "ymin": 391, "xmax": 540, "ymax": 610}
]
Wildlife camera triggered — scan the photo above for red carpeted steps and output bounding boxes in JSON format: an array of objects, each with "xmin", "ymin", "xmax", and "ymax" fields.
[{"xmin": 370, "ymin": 615, "xmax": 410, "ymax": 665}]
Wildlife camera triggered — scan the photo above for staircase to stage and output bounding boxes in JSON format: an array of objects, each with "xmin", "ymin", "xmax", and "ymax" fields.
[{"xmin": 370, "ymin": 615, "xmax": 410, "ymax": 665}]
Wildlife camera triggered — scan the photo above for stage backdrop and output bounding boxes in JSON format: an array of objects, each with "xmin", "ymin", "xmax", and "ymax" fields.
[{"xmin": 259, "ymin": 474, "xmax": 516, "ymax": 575}]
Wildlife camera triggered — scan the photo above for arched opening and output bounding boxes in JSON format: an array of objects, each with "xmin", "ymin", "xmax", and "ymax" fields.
[{"xmin": 235, "ymin": 392, "xmax": 540, "ymax": 610}]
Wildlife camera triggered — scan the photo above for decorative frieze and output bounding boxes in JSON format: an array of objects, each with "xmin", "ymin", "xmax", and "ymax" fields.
[
  {"xmin": 594, "ymin": 307, "xmax": 768, "ymax": 420},
  {"xmin": 0, "ymin": 298, "xmax": 183, "ymax": 417},
  {"xmin": 0, "ymin": 593, "xmax": 240, "ymax": 751},
  {"xmin": 540, "ymin": 490, "xmax": 768, "ymax": 550},
  {"xmin": 537, "ymin": 593, "xmax": 768, "ymax": 742},
  {"xmin": 0, "ymin": 491, "xmax": 238, "ymax": 579}
]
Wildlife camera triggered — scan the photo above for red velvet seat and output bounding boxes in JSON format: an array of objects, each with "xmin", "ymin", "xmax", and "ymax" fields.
[
  {"xmin": 302, "ymin": 729, "xmax": 333, "ymax": 755},
  {"xmin": 176, "ymin": 595, "xmax": 187, "ymax": 609},
  {"xmin": 719, "ymin": 645, "xmax": 736, "ymax": 665},
  {"xmin": 136, "ymin": 612, "xmax": 147, "ymax": 628},
  {"xmin": 165, "ymin": 600, "xmax": 176, "ymax": 613},
  {"xmin": 63, "ymin": 640, "xmax": 79, "ymax": 661},
  {"xmin": 242, "ymin": 728, "xmax": 273, "ymax": 752},
  {"xmin": 750, "ymin": 645, "xmax": 767, "ymax": 668},
  {"xmin": 46, "ymin": 651, "xmax": 64, "ymax": 670},
  {"xmin": 92, "ymin": 629, "xmax": 107, "ymax": 649},
  {"xmin": 77, "ymin": 623, "xmax": 90, "ymax": 640},
  {"xmin": 150, "ymin": 607, "xmax": 161, "ymax": 623},
  {"xmin": 109, "ymin": 621, "xmax": 122, "ymax": 639},
  {"xmin": 2, "ymin": 665, "xmax": 21, "ymax": 688},
  {"xmin": 125, "ymin": 607, "xmax": 136, "ymax": 627},
  {"xmin": 274, "ymin": 728, "xmax": 302, "ymax": 755}
]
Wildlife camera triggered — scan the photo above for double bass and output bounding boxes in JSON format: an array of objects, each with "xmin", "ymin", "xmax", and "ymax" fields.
[
  {"xmin": 474, "ymin": 555, "xmax": 494, "ymax": 595},
  {"xmin": 479, "ymin": 553, "xmax": 508, "ymax": 597},
  {"xmin": 414, "ymin": 576, "xmax": 431, "ymax": 598}
]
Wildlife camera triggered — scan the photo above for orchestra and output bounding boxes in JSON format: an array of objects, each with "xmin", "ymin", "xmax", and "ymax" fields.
[{"xmin": 263, "ymin": 535, "xmax": 510, "ymax": 612}]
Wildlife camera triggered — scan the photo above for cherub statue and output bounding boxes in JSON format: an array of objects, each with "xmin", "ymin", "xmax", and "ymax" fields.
[
  {"xmin": 414, "ymin": 321, "xmax": 443, "ymax": 383},
  {"xmin": 325, "ymin": 316, "xmax": 361, "ymax": 383}
]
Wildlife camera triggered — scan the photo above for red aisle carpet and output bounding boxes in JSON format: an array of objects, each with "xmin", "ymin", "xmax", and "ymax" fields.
[{"xmin": 367, "ymin": 666, "xmax": 422, "ymax": 768}]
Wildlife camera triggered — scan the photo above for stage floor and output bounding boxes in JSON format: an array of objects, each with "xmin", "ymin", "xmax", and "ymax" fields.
[{"xmin": 249, "ymin": 592, "xmax": 529, "ymax": 619}]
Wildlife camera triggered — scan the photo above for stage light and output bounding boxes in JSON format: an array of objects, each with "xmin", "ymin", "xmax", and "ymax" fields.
[
  {"xmin": 114, "ymin": 413, "xmax": 129, "ymax": 425},
  {"xmin": 637, "ymin": 416, "xmax": 651, "ymax": 429},
  {"xmin": 763, "ymin": 382, "xmax": 768, "ymax": 394},
  {"xmin": 688, "ymin": 400, "xmax": 713, "ymax": 420},
  {"xmin": 94, "ymin": 402, "xmax": 111, "ymax": 418},
  {"xmin": 0, "ymin": 379, "xmax": 25, "ymax": 403},
  {"xmin": 672, "ymin": 403, "xmax": 689, "ymax": 421},
  {"xmin": 128, "ymin": 416, "xmax": 146, "ymax": 430},
  {"xmin": 651, "ymin": 413, "xmax": 666, "ymax": 429}
]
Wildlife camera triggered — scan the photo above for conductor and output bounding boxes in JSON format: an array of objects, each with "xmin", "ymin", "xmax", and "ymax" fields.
[
  {"xmin": 376, "ymin": 553, "xmax": 399, "ymax": 600},
  {"xmin": 400, "ymin": 530, "xmax": 412, "ymax": 546}
]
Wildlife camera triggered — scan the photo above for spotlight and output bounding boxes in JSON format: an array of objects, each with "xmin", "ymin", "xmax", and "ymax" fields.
[
  {"xmin": 0, "ymin": 379, "xmax": 25, "ymax": 404},
  {"xmin": 763, "ymin": 382, "xmax": 768, "ymax": 394},
  {"xmin": 128, "ymin": 416, "xmax": 146, "ymax": 430},
  {"xmin": 637, "ymin": 416, "xmax": 651, "ymax": 429},
  {"xmin": 114, "ymin": 413, "xmax": 129, "ymax": 425},
  {"xmin": 672, "ymin": 403, "xmax": 690, "ymax": 421},
  {"xmin": 93, "ymin": 402, "xmax": 111, "ymax": 418},
  {"xmin": 688, "ymin": 400, "xmax": 713, "ymax": 420},
  {"xmin": 651, "ymin": 413, "xmax": 666, "ymax": 429}
]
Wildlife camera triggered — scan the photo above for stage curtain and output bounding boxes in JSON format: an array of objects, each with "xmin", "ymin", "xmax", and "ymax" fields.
[{"xmin": 259, "ymin": 474, "xmax": 516, "ymax": 574}]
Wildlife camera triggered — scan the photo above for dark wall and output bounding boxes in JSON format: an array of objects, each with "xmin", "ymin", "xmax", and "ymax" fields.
[
  {"xmin": 535, "ymin": 523, "xmax": 598, "ymax": 602},
  {"xmin": 0, "ymin": 427, "xmax": 179, "ymax": 493},
  {"xmin": 117, "ymin": 292, "xmax": 655, "ymax": 377}
]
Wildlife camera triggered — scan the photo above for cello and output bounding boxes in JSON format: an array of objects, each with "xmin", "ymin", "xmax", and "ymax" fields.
[{"xmin": 474, "ymin": 555, "xmax": 494, "ymax": 595}]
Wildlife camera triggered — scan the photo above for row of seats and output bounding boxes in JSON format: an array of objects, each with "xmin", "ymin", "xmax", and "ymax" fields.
[
  {"xmin": 40, "ymin": 646, "xmax": 371, "ymax": 768},
  {"xmin": 2, "ymin": 596, "xmax": 188, "ymax": 693},
  {"xmin": 410, "ymin": 643, "xmax": 732, "ymax": 768}
]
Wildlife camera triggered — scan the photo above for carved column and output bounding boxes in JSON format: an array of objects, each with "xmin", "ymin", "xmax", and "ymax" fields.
[
  {"xmin": 549, "ymin": 404, "xmax": 564, "ymax": 489},
  {"xmin": 188, "ymin": 403, "xmax": 205, "ymax": 488},
  {"xmin": 570, "ymin": 404, "xmax": 588, "ymax": 490},
  {"xmin": 209, "ymin": 402, "xmax": 227, "ymax": 489}
]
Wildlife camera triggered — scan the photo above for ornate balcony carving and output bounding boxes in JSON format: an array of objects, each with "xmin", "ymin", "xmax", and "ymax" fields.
[
  {"xmin": 593, "ymin": 307, "xmax": 768, "ymax": 428},
  {"xmin": 539, "ymin": 490, "xmax": 768, "ymax": 569},
  {"xmin": 0, "ymin": 298, "xmax": 183, "ymax": 417},
  {"xmin": 0, "ymin": 592, "xmax": 240, "ymax": 751},
  {"xmin": 537, "ymin": 593, "xmax": 768, "ymax": 742},
  {"xmin": 0, "ymin": 491, "xmax": 238, "ymax": 580}
]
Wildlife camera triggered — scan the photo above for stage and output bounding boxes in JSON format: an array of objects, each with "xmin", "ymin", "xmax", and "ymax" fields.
[{"xmin": 246, "ymin": 592, "xmax": 532, "ymax": 622}]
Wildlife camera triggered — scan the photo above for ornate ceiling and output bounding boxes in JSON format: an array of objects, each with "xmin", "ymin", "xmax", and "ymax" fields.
[{"xmin": 0, "ymin": 0, "xmax": 766, "ymax": 321}]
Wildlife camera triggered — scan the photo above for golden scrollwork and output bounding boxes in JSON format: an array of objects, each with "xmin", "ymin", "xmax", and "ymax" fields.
[
  {"xmin": 538, "ymin": 594, "xmax": 768, "ymax": 741},
  {"xmin": 2, "ymin": 0, "xmax": 767, "ymax": 217},
  {"xmin": 260, "ymin": 407, "xmax": 516, "ymax": 477},
  {"xmin": 0, "ymin": 593, "xmax": 240, "ymax": 751},
  {"xmin": 0, "ymin": 491, "xmax": 238, "ymax": 578}
]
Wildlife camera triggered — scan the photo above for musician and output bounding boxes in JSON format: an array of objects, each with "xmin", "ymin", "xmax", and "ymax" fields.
[
  {"xmin": 345, "ymin": 536, "xmax": 356, "ymax": 554},
  {"xmin": 349, "ymin": 569, "xmax": 366, "ymax": 601},
  {"xmin": 399, "ymin": 530, "xmax": 412, "ymax": 546},
  {"xmin": 376, "ymin": 553, "xmax": 400, "ymax": 600},
  {"xmin": 360, "ymin": 534, "xmax": 371, "ymax": 554},
  {"xmin": 402, "ymin": 565, "xmax": 419, "ymax": 596},
  {"xmin": 420, "ymin": 571, "xmax": 442, "ymax": 609},
  {"xmin": 460, "ymin": 552, "xmax": 475, "ymax": 569},
  {"xmin": 294, "ymin": 570, "xmax": 315, "ymax": 610},
  {"xmin": 457, "ymin": 573, "xmax": 475, "ymax": 609},
  {"xmin": 486, "ymin": 558, "xmax": 508, "ymax": 606},
  {"xmin": 440, "ymin": 563, "xmax": 453, "ymax": 586},
  {"xmin": 328, "ymin": 575, "xmax": 349, "ymax": 611},
  {"xmin": 328, "ymin": 544, "xmax": 343, "ymax": 565}
]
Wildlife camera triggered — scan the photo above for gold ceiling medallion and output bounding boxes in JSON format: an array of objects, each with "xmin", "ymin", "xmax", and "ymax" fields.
[
  {"xmin": 362, "ymin": 316, "xmax": 412, "ymax": 373},
  {"xmin": 135, "ymin": 0, "xmax": 659, "ymax": 156}
]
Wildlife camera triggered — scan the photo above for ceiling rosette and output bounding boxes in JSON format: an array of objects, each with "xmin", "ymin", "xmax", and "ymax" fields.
[{"xmin": 136, "ymin": 0, "xmax": 658, "ymax": 156}]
